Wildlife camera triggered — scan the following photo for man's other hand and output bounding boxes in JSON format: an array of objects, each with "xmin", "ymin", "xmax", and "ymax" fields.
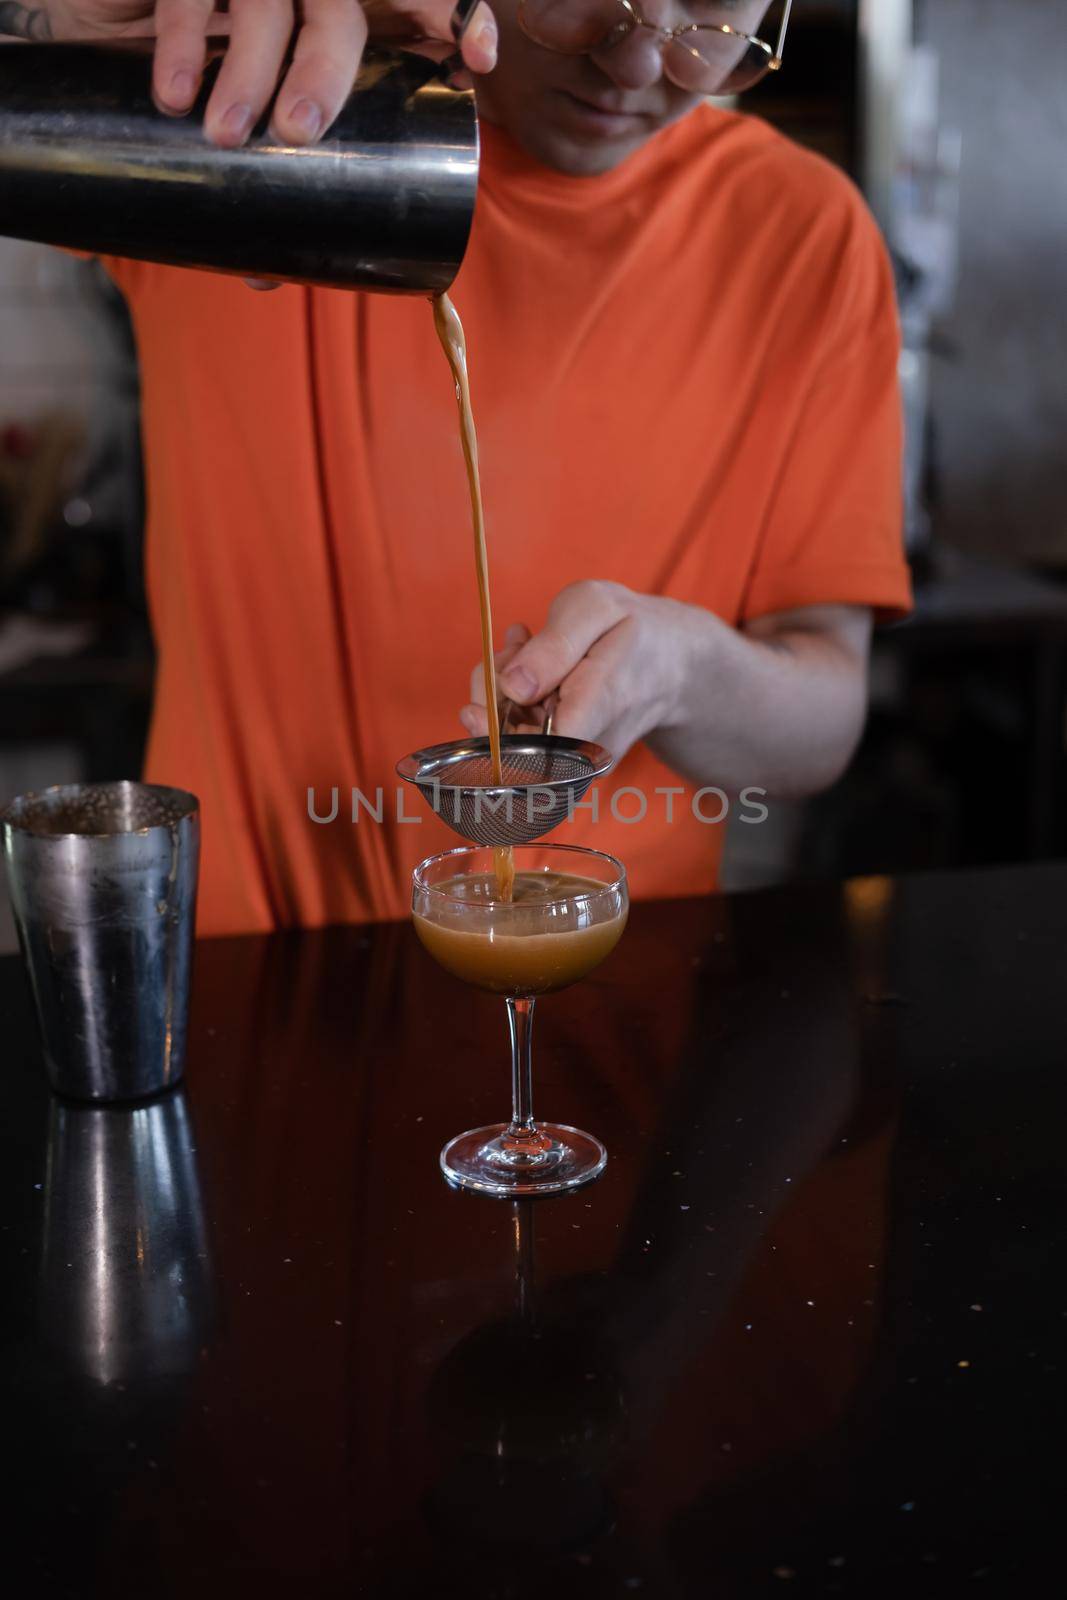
[
  {"xmin": 460, "ymin": 581, "xmax": 874, "ymax": 799},
  {"xmin": 461, "ymin": 581, "xmax": 688, "ymax": 764}
]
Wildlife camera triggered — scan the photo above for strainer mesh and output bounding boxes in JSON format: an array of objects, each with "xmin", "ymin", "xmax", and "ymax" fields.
[
  {"xmin": 442, "ymin": 751, "xmax": 591, "ymax": 787},
  {"xmin": 400, "ymin": 736, "xmax": 612, "ymax": 846}
]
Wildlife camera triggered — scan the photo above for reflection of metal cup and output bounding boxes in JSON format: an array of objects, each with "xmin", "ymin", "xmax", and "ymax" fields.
[
  {"xmin": 1, "ymin": 782, "xmax": 199, "ymax": 1102},
  {"xmin": 39, "ymin": 1091, "xmax": 213, "ymax": 1386},
  {"xmin": 0, "ymin": 43, "xmax": 479, "ymax": 296}
]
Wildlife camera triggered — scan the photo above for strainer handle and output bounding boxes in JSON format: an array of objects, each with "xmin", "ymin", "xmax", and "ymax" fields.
[
  {"xmin": 499, "ymin": 692, "xmax": 559, "ymax": 738},
  {"xmin": 450, "ymin": 0, "xmax": 482, "ymax": 42}
]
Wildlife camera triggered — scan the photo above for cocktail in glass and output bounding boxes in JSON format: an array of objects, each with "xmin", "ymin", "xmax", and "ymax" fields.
[{"xmin": 412, "ymin": 843, "xmax": 628, "ymax": 1197}]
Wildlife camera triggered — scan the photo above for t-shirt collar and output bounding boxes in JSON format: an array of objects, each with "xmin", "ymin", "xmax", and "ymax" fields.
[{"xmin": 476, "ymin": 112, "xmax": 699, "ymax": 208}]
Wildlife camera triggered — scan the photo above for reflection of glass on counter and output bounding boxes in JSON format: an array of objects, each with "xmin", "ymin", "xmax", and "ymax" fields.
[
  {"xmin": 38, "ymin": 1090, "xmax": 214, "ymax": 1386},
  {"xmin": 424, "ymin": 1201, "xmax": 625, "ymax": 1557}
]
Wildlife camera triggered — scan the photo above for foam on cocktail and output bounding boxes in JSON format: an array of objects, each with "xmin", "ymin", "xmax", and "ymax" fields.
[{"xmin": 414, "ymin": 871, "xmax": 627, "ymax": 996}]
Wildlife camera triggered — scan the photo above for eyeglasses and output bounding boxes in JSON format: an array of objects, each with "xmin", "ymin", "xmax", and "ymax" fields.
[{"xmin": 516, "ymin": 0, "xmax": 793, "ymax": 97}]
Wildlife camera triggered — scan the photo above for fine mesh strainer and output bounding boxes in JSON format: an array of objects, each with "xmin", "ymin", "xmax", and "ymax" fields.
[{"xmin": 397, "ymin": 734, "xmax": 614, "ymax": 846}]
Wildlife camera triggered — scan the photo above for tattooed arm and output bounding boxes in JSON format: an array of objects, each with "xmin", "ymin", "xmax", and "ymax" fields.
[{"xmin": 0, "ymin": 4, "xmax": 52, "ymax": 36}]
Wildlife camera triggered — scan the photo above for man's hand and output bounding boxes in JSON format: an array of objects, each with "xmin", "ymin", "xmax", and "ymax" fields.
[
  {"xmin": 21, "ymin": 2, "xmax": 496, "ymax": 147},
  {"xmin": 463, "ymin": 581, "xmax": 686, "ymax": 754},
  {"xmin": 460, "ymin": 580, "xmax": 874, "ymax": 799}
]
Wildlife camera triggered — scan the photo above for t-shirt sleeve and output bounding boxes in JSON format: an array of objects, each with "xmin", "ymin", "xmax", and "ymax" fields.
[{"xmin": 739, "ymin": 198, "xmax": 913, "ymax": 627}]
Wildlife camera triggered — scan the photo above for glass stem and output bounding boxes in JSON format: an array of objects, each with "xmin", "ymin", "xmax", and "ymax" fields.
[{"xmin": 506, "ymin": 996, "xmax": 536, "ymax": 1137}]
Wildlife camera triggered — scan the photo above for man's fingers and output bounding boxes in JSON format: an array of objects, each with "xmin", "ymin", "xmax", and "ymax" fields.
[
  {"xmin": 271, "ymin": 0, "xmax": 368, "ymax": 146},
  {"xmin": 550, "ymin": 620, "xmax": 634, "ymax": 743},
  {"xmin": 403, "ymin": 2, "xmax": 498, "ymax": 72},
  {"xmin": 477, "ymin": 622, "xmax": 639, "ymax": 754},
  {"xmin": 457, "ymin": 3, "xmax": 498, "ymax": 73},
  {"xmin": 498, "ymin": 582, "xmax": 628, "ymax": 707},
  {"xmin": 468, "ymin": 622, "xmax": 531, "ymax": 705},
  {"xmin": 154, "ymin": 1, "xmax": 490, "ymax": 139},
  {"xmin": 204, "ymin": 0, "xmax": 293, "ymax": 147},
  {"xmin": 152, "ymin": 0, "xmax": 215, "ymax": 116}
]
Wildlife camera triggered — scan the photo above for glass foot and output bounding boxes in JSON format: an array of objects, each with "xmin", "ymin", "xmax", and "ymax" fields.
[{"xmin": 441, "ymin": 1123, "xmax": 608, "ymax": 1198}]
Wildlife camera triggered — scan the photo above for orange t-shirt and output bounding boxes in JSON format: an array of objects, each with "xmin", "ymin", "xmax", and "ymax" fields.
[{"xmin": 104, "ymin": 105, "xmax": 911, "ymax": 936}]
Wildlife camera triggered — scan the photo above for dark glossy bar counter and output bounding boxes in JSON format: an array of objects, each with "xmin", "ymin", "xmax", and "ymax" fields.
[{"xmin": 1, "ymin": 863, "xmax": 1062, "ymax": 1597}]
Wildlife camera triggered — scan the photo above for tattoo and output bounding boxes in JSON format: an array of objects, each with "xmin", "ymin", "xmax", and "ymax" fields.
[{"xmin": 0, "ymin": 5, "xmax": 52, "ymax": 39}]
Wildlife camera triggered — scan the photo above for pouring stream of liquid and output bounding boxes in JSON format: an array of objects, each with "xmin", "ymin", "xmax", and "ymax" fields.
[{"xmin": 432, "ymin": 292, "xmax": 515, "ymax": 900}]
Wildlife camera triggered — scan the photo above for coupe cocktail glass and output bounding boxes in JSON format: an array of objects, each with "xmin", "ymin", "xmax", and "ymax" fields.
[{"xmin": 413, "ymin": 844, "xmax": 628, "ymax": 1197}]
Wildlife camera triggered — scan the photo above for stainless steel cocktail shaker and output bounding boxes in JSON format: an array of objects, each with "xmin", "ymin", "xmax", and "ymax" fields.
[
  {"xmin": 0, "ymin": 42, "xmax": 479, "ymax": 294},
  {"xmin": 2, "ymin": 781, "xmax": 200, "ymax": 1102}
]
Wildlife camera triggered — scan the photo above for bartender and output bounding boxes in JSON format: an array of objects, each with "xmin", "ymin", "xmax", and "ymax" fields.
[{"xmin": 1, "ymin": 2, "xmax": 912, "ymax": 934}]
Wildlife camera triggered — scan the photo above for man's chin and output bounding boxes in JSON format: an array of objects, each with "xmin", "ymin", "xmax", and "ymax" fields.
[{"xmin": 510, "ymin": 120, "xmax": 650, "ymax": 178}]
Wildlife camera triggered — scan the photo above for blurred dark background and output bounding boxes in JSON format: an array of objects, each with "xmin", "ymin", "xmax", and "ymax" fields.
[
  {"xmin": 1, "ymin": 0, "xmax": 1065, "ymax": 942},
  {"xmin": 722, "ymin": 0, "xmax": 1067, "ymax": 890}
]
